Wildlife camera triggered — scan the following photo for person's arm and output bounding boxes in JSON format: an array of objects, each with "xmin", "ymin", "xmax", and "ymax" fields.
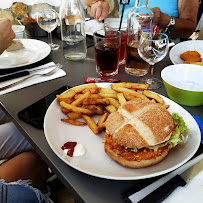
[
  {"xmin": 152, "ymin": 0, "xmax": 199, "ymax": 38},
  {"xmin": 0, "ymin": 18, "xmax": 15, "ymax": 54},
  {"xmin": 85, "ymin": 0, "xmax": 109, "ymax": 22}
]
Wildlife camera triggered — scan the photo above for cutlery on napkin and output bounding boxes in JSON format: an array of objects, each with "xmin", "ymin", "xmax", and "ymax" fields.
[
  {"xmin": 0, "ymin": 64, "xmax": 58, "ymax": 82},
  {"xmin": 123, "ymin": 152, "xmax": 203, "ymax": 203},
  {"xmin": 0, "ymin": 62, "xmax": 66, "ymax": 95}
]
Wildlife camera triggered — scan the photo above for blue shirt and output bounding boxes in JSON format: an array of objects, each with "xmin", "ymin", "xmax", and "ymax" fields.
[{"xmin": 119, "ymin": 0, "xmax": 179, "ymax": 19}]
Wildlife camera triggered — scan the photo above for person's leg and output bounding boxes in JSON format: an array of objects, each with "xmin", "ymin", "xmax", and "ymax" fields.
[
  {"xmin": 0, "ymin": 122, "xmax": 32, "ymax": 160},
  {"xmin": 0, "ymin": 152, "xmax": 49, "ymax": 191}
]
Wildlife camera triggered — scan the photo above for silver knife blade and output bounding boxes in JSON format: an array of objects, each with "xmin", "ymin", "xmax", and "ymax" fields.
[
  {"xmin": 0, "ymin": 64, "xmax": 57, "ymax": 79},
  {"xmin": 128, "ymin": 153, "xmax": 203, "ymax": 203}
]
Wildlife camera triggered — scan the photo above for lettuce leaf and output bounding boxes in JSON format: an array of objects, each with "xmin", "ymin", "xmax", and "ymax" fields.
[{"xmin": 168, "ymin": 113, "xmax": 189, "ymax": 149}]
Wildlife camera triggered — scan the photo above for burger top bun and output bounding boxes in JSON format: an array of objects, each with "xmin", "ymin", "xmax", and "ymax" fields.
[{"xmin": 106, "ymin": 98, "xmax": 174, "ymax": 149}]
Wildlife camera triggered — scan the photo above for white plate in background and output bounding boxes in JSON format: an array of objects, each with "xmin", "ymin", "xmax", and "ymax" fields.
[
  {"xmin": 44, "ymin": 83, "xmax": 201, "ymax": 180},
  {"xmin": 169, "ymin": 40, "xmax": 203, "ymax": 64},
  {"xmin": 0, "ymin": 39, "xmax": 51, "ymax": 69}
]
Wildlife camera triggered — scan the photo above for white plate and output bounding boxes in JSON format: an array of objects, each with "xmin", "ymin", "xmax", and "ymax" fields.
[
  {"xmin": 169, "ymin": 40, "xmax": 203, "ymax": 64},
  {"xmin": 0, "ymin": 39, "xmax": 51, "ymax": 69},
  {"xmin": 44, "ymin": 83, "xmax": 201, "ymax": 180}
]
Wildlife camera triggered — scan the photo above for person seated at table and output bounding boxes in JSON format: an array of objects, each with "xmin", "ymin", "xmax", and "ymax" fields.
[
  {"xmin": 85, "ymin": 0, "xmax": 199, "ymax": 39},
  {"xmin": 0, "ymin": 18, "xmax": 15, "ymax": 55},
  {"xmin": 0, "ymin": 108, "xmax": 51, "ymax": 202}
]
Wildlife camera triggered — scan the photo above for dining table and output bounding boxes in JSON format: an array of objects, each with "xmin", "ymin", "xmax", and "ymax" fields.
[{"xmin": 0, "ymin": 35, "xmax": 202, "ymax": 203}]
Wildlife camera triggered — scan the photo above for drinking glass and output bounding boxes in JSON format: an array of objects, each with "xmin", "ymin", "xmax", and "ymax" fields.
[
  {"xmin": 93, "ymin": 30, "xmax": 121, "ymax": 77},
  {"xmin": 37, "ymin": 9, "xmax": 60, "ymax": 50},
  {"xmin": 104, "ymin": 21, "xmax": 127, "ymax": 65},
  {"xmin": 138, "ymin": 32, "xmax": 169, "ymax": 89}
]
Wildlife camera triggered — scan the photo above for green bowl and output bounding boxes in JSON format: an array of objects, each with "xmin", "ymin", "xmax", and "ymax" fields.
[{"xmin": 161, "ymin": 64, "xmax": 203, "ymax": 106}]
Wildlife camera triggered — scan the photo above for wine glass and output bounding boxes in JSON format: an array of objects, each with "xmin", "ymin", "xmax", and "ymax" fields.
[
  {"xmin": 138, "ymin": 32, "xmax": 169, "ymax": 89},
  {"xmin": 37, "ymin": 9, "xmax": 60, "ymax": 50}
]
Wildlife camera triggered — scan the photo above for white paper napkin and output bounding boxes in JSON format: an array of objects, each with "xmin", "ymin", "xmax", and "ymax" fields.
[
  {"xmin": 162, "ymin": 170, "xmax": 203, "ymax": 203},
  {"xmin": 0, "ymin": 62, "xmax": 66, "ymax": 95},
  {"xmin": 128, "ymin": 169, "xmax": 203, "ymax": 203}
]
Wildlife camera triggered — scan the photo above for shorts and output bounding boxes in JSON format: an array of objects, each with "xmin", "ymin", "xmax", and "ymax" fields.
[{"xmin": 0, "ymin": 179, "xmax": 52, "ymax": 203}]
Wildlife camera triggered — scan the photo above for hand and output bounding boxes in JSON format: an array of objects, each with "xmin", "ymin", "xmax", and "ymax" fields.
[
  {"xmin": 151, "ymin": 7, "xmax": 161, "ymax": 26},
  {"xmin": 0, "ymin": 18, "xmax": 15, "ymax": 54},
  {"xmin": 90, "ymin": 1, "xmax": 109, "ymax": 22}
]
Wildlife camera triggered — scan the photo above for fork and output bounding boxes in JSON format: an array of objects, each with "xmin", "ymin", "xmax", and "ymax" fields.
[{"xmin": 0, "ymin": 64, "xmax": 62, "ymax": 91}]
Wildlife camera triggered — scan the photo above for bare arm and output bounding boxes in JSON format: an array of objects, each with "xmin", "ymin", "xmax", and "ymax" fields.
[
  {"xmin": 0, "ymin": 18, "xmax": 15, "ymax": 54},
  {"xmin": 153, "ymin": 0, "xmax": 199, "ymax": 38},
  {"xmin": 85, "ymin": 0, "xmax": 109, "ymax": 22}
]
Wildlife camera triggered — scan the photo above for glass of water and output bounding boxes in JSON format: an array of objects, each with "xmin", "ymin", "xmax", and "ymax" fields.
[{"xmin": 37, "ymin": 9, "xmax": 60, "ymax": 50}]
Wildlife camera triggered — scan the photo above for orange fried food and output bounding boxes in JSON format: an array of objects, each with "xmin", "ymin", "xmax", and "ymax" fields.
[{"xmin": 180, "ymin": 51, "xmax": 201, "ymax": 64}]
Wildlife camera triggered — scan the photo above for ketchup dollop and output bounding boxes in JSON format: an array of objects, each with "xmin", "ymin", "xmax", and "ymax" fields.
[{"xmin": 61, "ymin": 142, "xmax": 77, "ymax": 157}]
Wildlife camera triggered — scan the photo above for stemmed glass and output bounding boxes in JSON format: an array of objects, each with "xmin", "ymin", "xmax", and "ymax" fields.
[
  {"xmin": 37, "ymin": 9, "xmax": 60, "ymax": 50},
  {"xmin": 138, "ymin": 32, "xmax": 169, "ymax": 89}
]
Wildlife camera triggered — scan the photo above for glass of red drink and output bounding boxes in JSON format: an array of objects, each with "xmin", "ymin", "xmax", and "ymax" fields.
[
  {"xmin": 93, "ymin": 30, "xmax": 121, "ymax": 77},
  {"xmin": 104, "ymin": 21, "xmax": 127, "ymax": 66}
]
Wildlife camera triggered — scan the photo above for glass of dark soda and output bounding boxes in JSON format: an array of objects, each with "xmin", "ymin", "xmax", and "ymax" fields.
[
  {"xmin": 104, "ymin": 21, "xmax": 127, "ymax": 66},
  {"xmin": 93, "ymin": 30, "xmax": 121, "ymax": 77}
]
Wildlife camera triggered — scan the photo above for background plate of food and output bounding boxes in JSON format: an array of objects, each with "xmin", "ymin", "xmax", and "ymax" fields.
[
  {"xmin": 0, "ymin": 39, "xmax": 51, "ymax": 69},
  {"xmin": 169, "ymin": 40, "xmax": 203, "ymax": 65},
  {"xmin": 44, "ymin": 83, "xmax": 201, "ymax": 180}
]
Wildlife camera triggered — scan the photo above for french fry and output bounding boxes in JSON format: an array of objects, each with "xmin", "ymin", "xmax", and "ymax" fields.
[
  {"xmin": 112, "ymin": 82, "xmax": 149, "ymax": 90},
  {"xmin": 117, "ymin": 93, "xmax": 126, "ymax": 105},
  {"xmin": 98, "ymin": 92, "xmax": 118, "ymax": 99},
  {"xmin": 81, "ymin": 105, "xmax": 104, "ymax": 115},
  {"xmin": 71, "ymin": 91, "xmax": 91, "ymax": 106},
  {"xmin": 123, "ymin": 92, "xmax": 149, "ymax": 101},
  {"xmin": 60, "ymin": 101, "xmax": 94, "ymax": 115},
  {"xmin": 74, "ymin": 93, "xmax": 101, "ymax": 100},
  {"xmin": 71, "ymin": 83, "xmax": 97, "ymax": 93},
  {"xmin": 82, "ymin": 115, "xmax": 99, "ymax": 134},
  {"xmin": 157, "ymin": 104, "xmax": 170, "ymax": 109},
  {"xmin": 108, "ymin": 98, "xmax": 120, "ymax": 108},
  {"xmin": 98, "ymin": 113, "xmax": 108, "ymax": 128},
  {"xmin": 83, "ymin": 98, "xmax": 110, "ymax": 105},
  {"xmin": 57, "ymin": 98, "xmax": 74, "ymax": 103},
  {"xmin": 82, "ymin": 88, "xmax": 97, "ymax": 94},
  {"xmin": 98, "ymin": 87, "xmax": 118, "ymax": 94},
  {"xmin": 105, "ymin": 105, "xmax": 117, "ymax": 113},
  {"xmin": 67, "ymin": 112, "xmax": 82, "ymax": 120},
  {"xmin": 61, "ymin": 108, "xmax": 69, "ymax": 114},
  {"xmin": 61, "ymin": 118, "xmax": 86, "ymax": 126},
  {"xmin": 98, "ymin": 122, "xmax": 106, "ymax": 131},
  {"xmin": 56, "ymin": 89, "xmax": 76, "ymax": 99},
  {"xmin": 143, "ymin": 90, "xmax": 164, "ymax": 104}
]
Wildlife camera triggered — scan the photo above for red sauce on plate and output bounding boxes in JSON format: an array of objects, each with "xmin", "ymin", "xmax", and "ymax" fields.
[{"xmin": 61, "ymin": 142, "xmax": 77, "ymax": 157}]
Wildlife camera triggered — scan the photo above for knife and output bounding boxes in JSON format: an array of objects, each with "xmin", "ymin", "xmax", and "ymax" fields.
[
  {"xmin": 0, "ymin": 64, "xmax": 57, "ymax": 83},
  {"xmin": 124, "ymin": 152, "xmax": 203, "ymax": 203}
]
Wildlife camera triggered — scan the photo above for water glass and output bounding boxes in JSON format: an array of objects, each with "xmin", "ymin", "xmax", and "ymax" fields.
[{"xmin": 93, "ymin": 31, "xmax": 121, "ymax": 77}]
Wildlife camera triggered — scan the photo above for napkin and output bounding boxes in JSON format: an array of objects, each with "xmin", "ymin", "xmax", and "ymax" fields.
[
  {"xmin": 0, "ymin": 62, "xmax": 66, "ymax": 95},
  {"xmin": 161, "ymin": 169, "xmax": 203, "ymax": 203}
]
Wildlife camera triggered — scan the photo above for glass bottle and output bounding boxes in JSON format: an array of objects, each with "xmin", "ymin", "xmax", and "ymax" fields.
[
  {"xmin": 125, "ymin": 0, "xmax": 154, "ymax": 76},
  {"xmin": 59, "ymin": 0, "xmax": 87, "ymax": 60}
]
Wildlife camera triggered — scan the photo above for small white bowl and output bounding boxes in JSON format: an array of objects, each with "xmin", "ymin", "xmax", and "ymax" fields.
[
  {"xmin": 161, "ymin": 64, "xmax": 203, "ymax": 106},
  {"xmin": 12, "ymin": 25, "xmax": 25, "ymax": 39}
]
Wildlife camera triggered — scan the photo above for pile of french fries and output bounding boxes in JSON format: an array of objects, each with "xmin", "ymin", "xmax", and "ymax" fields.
[{"xmin": 56, "ymin": 82, "xmax": 170, "ymax": 135}]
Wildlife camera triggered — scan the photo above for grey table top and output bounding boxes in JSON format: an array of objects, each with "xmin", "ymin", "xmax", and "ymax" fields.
[{"xmin": 0, "ymin": 37, "xmax": 202, "ymax": 203}]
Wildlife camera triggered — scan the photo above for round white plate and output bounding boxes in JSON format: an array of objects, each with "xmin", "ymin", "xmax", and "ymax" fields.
[
  {"xmin": 44, "ymin": 83, "xmax": 201, "ymax": 180},
  {"xmin": 0, "ymin": 39, "xmax": 51, "ymax": 69},
  {"xmin": 169, "ymin": 40, "xmax": 203, "ymax": 64}
]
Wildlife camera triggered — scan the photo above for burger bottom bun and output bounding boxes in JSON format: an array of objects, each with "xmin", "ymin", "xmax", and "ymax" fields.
[{"xmin": 104, "ymin": 141, "xmax": 170, "ymax": 169}]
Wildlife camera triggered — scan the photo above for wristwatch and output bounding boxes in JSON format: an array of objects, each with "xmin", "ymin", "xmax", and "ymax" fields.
[{"xmin": 164, "ymin": 16, "xmax": 175, "ymax": 34}]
